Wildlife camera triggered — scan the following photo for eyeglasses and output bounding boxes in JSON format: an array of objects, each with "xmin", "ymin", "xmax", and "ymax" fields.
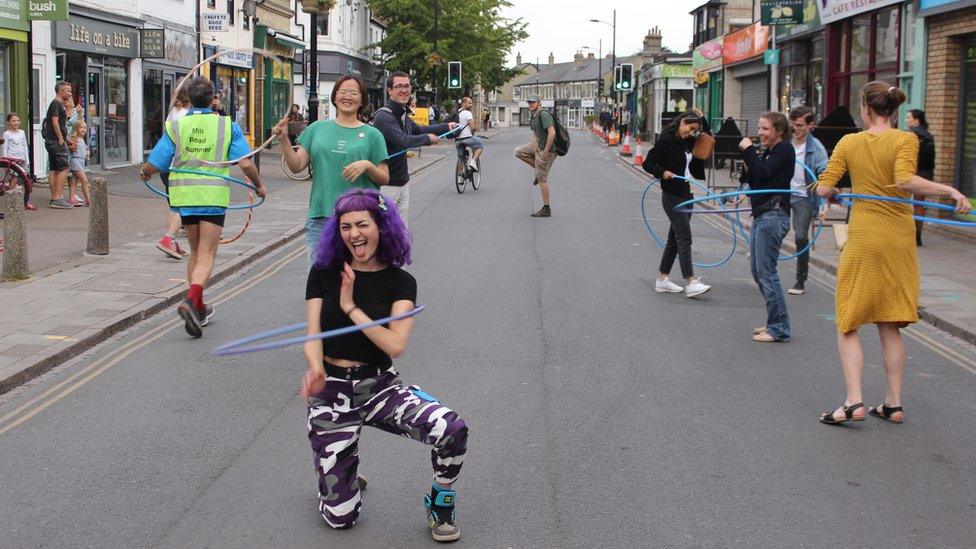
[
  {"xmin": 391, "ymin": 83, "xmax": 412, "ymax": 91},
  {"xmin": 336, "ymin": 90, "xmax": 362, "ymax": 97}
]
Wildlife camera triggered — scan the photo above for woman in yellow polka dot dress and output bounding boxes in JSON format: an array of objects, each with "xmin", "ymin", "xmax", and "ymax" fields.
[{"xmin": 815, "ymin": 81, "xmax": 971, "ymax": 426}]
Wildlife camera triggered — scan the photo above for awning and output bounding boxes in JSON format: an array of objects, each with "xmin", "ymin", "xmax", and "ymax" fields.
[{"xmin": 268, "ymin": 30, "xmax": 306, "ymax": 50}]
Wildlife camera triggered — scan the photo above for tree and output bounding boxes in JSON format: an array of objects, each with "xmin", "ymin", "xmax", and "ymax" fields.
[{"xmin": 366, "ymin": 0, "xmax": 528, "ymax": 103}]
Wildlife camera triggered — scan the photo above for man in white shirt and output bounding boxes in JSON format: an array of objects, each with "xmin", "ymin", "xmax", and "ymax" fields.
[{"xmin": 455, "ymin": 97, "xmax": 484, "ymax": 172}]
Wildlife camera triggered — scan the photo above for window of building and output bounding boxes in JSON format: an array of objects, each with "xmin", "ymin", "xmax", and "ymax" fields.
[
  {"xmin": 227, "ymin": 0, "xmax": 235, "ymax": 26},
  {"xmin": 207, "ymin": 0, "xmax": 215, "ymax": 7},
  {"xmin": 32, "ymin": 66, "xmax": 41, "ymax": 125},
  {"xmin": 104, "ymin": 57, "xmax": 129, "ymax": 166},
  {"xmin": 216, "ymin": 65, "xmax": 249, "ymax": 133},
  {"xmin": 317, "ymin": 14, "xmax": 329, "ymax": 35},
  {"xmin": 778, "ymin": 36, "xmax": 824, "ymax": 118},
  {"xmin": 829, "ymin": 6, "xmax": 900, "ymax": 124},
  {"xmin": 0, "ymin": 45, "xmax": 8, "ymax": 122}
]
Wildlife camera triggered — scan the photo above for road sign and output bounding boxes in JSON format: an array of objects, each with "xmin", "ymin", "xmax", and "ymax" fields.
[
  {"xmin": 202, "ymin": 12, "xmax": 229, "ymax": 32},
  {"xmin": 764, "ymin": 48, "xmax": 780, "ymax": 65}
]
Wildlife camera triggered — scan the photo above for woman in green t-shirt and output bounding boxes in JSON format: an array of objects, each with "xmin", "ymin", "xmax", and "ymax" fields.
[{"xmin": 275, "ymin": 74, "xmax": 390, "ymax": 263}]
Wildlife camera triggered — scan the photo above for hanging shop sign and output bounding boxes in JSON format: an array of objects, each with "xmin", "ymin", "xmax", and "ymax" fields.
[
  {"xmin": 764, "ymin": 48, "xmax": 780, "ymax": 65},
  {"xmin": 141, "ymin": 29, "xmax": 165, "ymax": 58},
  {"xmin": 776, "ymin": 0, "xmax": 822, "ymax": 40},
  {"xmin": 25, "ymin": 0, "xmax": 68, "ymax": 21},
  {"xmin": 53, "ymin": 15, "xmax": 139, "ymax": 57},
  {"xmin": 201, "ymin": 12, "xmax": 229, "ymax": 32},
  {"xmin": 817, "ymin": 0, "xmax": 902, "ymax": 25},
  {"xmin": 722, "ymin": 22, "xmax": 770, "ymax": 65},
  {"xmin": 0, "ymin": 0, "xmax": 29, "ymax": 31},
  {"xmin": 761, "ymin": 0, "xmax": 805, "ymax": 25},
  {"xmin": 693, "ymin": 36, "xmax": 724, "ymax": 80}
]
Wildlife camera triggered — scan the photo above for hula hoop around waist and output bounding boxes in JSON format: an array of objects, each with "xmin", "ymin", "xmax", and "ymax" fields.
[
  {"xmin": 143, "ymin": 167, "xmax": 265, "ymax": 211},
  {"xmin": 834, "ymin": 193, "xmax": 976, "ymax": 228},
  {"xmin": 212, "ymin": 305, "xmax": 426, "ymax": 356}
]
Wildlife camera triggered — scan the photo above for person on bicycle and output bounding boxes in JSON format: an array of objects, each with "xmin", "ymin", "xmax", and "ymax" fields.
[
  {"xmin": 140, "ymin": 77, "xmax": 267, "ymax": 338},
  {"xmin": 455, "ymin": 97, "xmax": 484, "ymax": 173}
]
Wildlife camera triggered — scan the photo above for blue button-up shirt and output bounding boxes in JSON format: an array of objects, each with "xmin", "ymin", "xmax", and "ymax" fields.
[{"xmin": 148, "ymin": 108, "xmax": 252, "ymax": 216}]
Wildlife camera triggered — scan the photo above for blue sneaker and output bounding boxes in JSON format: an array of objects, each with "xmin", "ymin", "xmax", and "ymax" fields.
[
  {"xmin": 425, "ymin": 488, "xmax": 460, "ymax": 542},
  {"xmin": 177, "ymin": 299, "xmax": 204, "ymax": 338}
]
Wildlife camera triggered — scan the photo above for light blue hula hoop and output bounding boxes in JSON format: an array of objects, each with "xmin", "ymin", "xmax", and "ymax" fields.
[
  {"xmin": 385, "ymin": 123, "xmax": 469, "ymax": 160},
  {"xmin": 641, "ymin": 174, "xmax": 739, "ymax": 269},
  {"xmin": 211, "ymin": 305, "xmax": 426, "ymax": 356},
  {"xmin": 729, "ymin": 162, "xmax": 827, "ymax": 261},
  {"xmin": 143, "ymin": 167, "xmax": 265, "ymax": 211},
  {"xmin": 834, "ymin": 193, "xmax": 976, "ymax": 228}
]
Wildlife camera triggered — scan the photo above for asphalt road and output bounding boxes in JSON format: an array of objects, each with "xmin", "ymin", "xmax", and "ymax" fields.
[{"xmin": 2, "ymin": 129, "xmax": 975, "ymax": 548}]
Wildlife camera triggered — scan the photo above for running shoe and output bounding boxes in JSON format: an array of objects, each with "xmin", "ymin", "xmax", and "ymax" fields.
[
  {"xmin": 655, "ymin": 278, "xmax": 684, "ymax": 293},
  {"xmin": 531, "ymin": 205, "xmax": 551, "ymax": 217},
  {"xmin": 425, "ymin": 489, "xmax": 460, "ymax": 542},
  {"xmin": 70, "ymin": 195, "xmax": 84, "ymax": 207},
  {"xmin": 685, "ymin": 278, "xmax": 711, "ymax": 298},
  {"xmin": 200, "ymin": 304, "xmax": 215, "ymax": 327},
  {"xmin": 156, "ymin": 235, "xmax": 185, "ymax": 260},
  {"xmin": 49, "ymin": 198, "xmax": 72, "ymax": 209},
  {"xmin": 787, "ymin": 283, "xmax": 805, "ymax": 295},
  {"xmin": 177, "ymin": 298, "xmax": 205, "ymax": 338},
  {"xmin": 467, "ymin": 158, "xmax": 478, "ymax": 172}
]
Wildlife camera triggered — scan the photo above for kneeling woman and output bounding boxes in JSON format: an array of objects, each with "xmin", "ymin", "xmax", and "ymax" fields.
[
  {"xmin": 739, "ymin": 112, "xmax": 795, "ymax": 342},
  {"xmin": 301, "ymin": 188, "xmax": 468, "ymax": 542}
]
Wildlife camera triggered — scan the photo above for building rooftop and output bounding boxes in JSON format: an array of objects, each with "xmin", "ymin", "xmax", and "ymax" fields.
[{"xmin": 523, "ymin": 54, "xmax": 642, "ymax": 85}]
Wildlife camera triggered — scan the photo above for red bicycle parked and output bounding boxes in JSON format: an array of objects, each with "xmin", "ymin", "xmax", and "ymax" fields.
[{"xmin": 0, "ymin": 156, "xmax": 34, "ymax": 209}]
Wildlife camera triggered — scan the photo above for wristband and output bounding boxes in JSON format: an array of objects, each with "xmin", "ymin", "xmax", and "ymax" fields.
[{"xmin": 344, "ymin": 306, "xmax": 359, "ymax": 316}]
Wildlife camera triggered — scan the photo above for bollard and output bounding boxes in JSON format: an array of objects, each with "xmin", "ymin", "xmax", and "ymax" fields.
[
  {"xmin": 86, "ymin": 177, "xmax": 109, "ymax": 255},
  {"xmin": 2, "ymin": 187, "xmax": 29, "ymax": 280}
]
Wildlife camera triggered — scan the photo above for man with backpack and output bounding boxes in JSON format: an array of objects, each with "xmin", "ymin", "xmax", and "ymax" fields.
[{"xmin": 514, "ymin": 94, "xmax": 563, "ymax": 217}]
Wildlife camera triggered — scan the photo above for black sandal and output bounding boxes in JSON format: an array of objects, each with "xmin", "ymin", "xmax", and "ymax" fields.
[
  {"xmin": 819, "ymin": 402, "xmax": 865, "ymax": 425},
  {"xmin": 868, "ymin": 403, "xmax": 904, "ymax": 424}
]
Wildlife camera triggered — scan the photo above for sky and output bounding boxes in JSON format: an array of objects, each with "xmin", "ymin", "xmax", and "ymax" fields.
[{"xmin": 501, "ymin": 0, "xmax": 699, "ymax": 66}]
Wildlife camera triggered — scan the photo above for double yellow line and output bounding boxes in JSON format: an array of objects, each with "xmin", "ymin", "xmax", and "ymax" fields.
[
  {"xmin": 0, "ymin": 242, "xmax": 306, "ymax": 437},
  {"xmin": 619, "ymin": 162, "xmax": 976, "ymax": 374}
]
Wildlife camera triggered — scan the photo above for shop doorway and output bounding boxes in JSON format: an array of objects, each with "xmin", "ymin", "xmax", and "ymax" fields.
[{"xmin": 87, "ymin": 67, "xmax": 102, "ymax": 167}]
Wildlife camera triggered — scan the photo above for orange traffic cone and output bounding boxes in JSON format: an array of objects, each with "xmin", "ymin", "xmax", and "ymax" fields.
[
  {"xmin": 620, "ymin": 132, "xmax": 633, "ymax": 156},
  {"xmin": 634, "ymin": 139, "xmax": 644, "ymax": 166}
]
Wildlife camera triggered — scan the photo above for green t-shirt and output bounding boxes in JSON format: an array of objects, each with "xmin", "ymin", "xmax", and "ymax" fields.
[
  {"xmin": 297, "ymin": 120, "xmax": 389, "ymax": 219},
  {"xmin": 531, "ymin": 109, "xmax": 555, "ymax": 150}
]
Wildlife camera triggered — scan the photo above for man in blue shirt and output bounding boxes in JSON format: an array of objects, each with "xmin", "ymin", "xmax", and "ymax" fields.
[{"xmin": 139, "ymin": 77, "xmax": 266, "ymax": 337}]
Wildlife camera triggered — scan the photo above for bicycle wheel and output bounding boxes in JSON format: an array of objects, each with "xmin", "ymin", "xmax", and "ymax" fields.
[
  {"xmin": 282, "ymin": 145, "xmax": 311, "ymax": 181},
  {"xmin": 455, "ymin": 158, "xmax": 466, "ymax": 194},
  {"xmin": 470, "ymin": 157, "xmax": 481, "ymax": 190},
  {"xmin": 0, "ymin": 160, "xmax": 29, "ymax": 207}
]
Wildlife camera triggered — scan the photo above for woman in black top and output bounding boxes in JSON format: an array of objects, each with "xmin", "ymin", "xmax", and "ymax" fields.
[
  {"xmin": 739, "ymin": 112, "xmax": 795, "ymax": 342},
  {"xmin": 906, "ymin": 109, "xmax": 935, "ymax": 246},
  {"xmin": 642, "ymin": 110, "xmax": 712, "ymax": 297},
  {"xmin": 302, "ymin": 188, "xmax": 467, "ymax": 542}
]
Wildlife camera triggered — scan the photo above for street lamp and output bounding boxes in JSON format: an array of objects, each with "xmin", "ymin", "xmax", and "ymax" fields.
[{"xmin": 589, "ymin": 11, "xmax": 617, "ymax": 129}]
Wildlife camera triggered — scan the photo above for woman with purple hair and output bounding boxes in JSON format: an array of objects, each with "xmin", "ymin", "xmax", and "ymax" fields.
[{"xmin": 301, "ymin": 188, "xmax": 468, "ymax": 542}]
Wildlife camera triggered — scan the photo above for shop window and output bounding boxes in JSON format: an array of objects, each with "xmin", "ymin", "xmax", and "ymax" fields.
[
  {"xmin": 829, "ymin": 7, "xmax": 900, "ymax": 124},
  {"xmin": 143, "ymin": 69, "xmax": 163, "ymax": 152},
  {"xmin": 216, "ymin": 65, "xmax": 249, "ymax": 133},
  {"xmin": 850, "ymin": 16, "xmax": 871, "ymax": 72},
  {"xmin": 104, "ymin": 58, "xmax": 129, "ymax": 166},
  {"xmin": 0, "ymin": 45, "xmax": 8, "ymax": 121},
  {"xmin": 875, "ymin": 9, "xmax": 899, "ymax": 65},
  {"xmin": 901, "ymin": 3, "xmax": 917, "ymax": 74},
  {"xmin": 32, "ymin": 67, "xmax": 41, "ymax": 125}
]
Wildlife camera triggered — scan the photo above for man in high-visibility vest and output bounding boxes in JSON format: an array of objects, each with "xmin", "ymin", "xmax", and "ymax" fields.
[{"xmin": 139, "ymin": 77, "xmax": 267, "ymax": 337}]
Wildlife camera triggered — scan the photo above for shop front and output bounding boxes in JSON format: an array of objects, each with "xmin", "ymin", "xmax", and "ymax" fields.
[
  {"xmin": 775, "ymin": 0, "xmax": 825, "ymax": 117},
  {"xmin": 203, "ymin": 45, "xmax": 253, "ymax": 142},
  {"xmin": 0, "ymin": 0, "xmax": 29, "ymax": 136},
  {"xmin": 723, "ymin": 22, "xmax": 771, "ymax": 135},
  {"xmin": 693, "ymin": 35, "xmax": 724, "ymax": 126},
  {"xmin": 53, "ymin": 13, "xmax": 140, "ymax": 168},
  {"xmin": 140, "ymin": 26, "xmax": 197, "ymax": 155},
  {"xmin": 821, "ymin": 0, "xmax": 904, "ymax": 124},
  {"xmin": 920, "ymin": 0, "xmax": 976, "ymax": 203},
  {"xmin": 648, "ymin": 62, "xmax": 693, "ymax": 138},
  {"xmin": 315, "ymin": 51, "xmax": 382, "ymax": 120},
  {"xmin": 255, "ymin": 27, "xmax": 302, "ymax": 141}
]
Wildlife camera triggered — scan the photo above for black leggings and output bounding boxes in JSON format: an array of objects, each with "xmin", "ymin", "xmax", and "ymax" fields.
[{"xmin": 659, "ymin": 192, "xmax": 694, "ymax": 279}]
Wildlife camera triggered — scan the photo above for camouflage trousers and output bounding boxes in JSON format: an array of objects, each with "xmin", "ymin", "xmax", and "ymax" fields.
[{"xmin": 306, "ymin": 368, "xmax": 468, "ymax": 529}]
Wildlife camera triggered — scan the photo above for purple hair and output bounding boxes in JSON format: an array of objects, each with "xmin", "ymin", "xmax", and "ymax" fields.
[{"xmin": 314, "ymin": 188, "xmax": 412, "ymax": 270}]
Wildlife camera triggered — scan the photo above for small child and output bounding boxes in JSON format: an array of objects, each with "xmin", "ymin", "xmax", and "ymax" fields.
[
  {"xmin": 2, "ymin": 112, "xmax": 36, "ymax": 210},
  {"xmin": 67, "ymin": 121, "xmax": 90, "ymax": 207}
]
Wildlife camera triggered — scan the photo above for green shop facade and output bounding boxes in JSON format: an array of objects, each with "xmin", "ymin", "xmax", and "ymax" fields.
[{"xmin": 0, "ymin": 0, "xmax": 31, "ymax": 138}]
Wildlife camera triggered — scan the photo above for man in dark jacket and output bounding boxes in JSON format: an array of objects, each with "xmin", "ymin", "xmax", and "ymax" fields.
[{"xmin": 372, "ymin": 71, "xmax": 456, "ymax": 224}]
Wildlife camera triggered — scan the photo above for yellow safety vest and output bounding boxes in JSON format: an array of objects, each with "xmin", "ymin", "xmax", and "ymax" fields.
[{"xmin": 166, "ymin": 114, "xmax": 233, "ymax": 208}]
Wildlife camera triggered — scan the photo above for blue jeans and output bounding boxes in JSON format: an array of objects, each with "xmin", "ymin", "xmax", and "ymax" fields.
[
  {"xmin": 750, "ymin": 210, "xmax": 791, "ymax": 340},
  {"xmin": 306, "ymin": 217, "xmax": 328, "ymax": 267},
  {"xmin": 790, "ymin": 197, "xmax": 815, "ymax": 285}
]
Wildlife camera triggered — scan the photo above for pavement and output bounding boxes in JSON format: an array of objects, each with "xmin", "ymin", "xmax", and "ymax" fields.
[
  {"xmin": 0, "ymin": 129, "xmax": 504, "ymax": 394},
  {"xmin": 609, "ymin": 133, "xmax": 976, "ymax": 347},
  {"xmin": 2, "ymin": 129, "xmax": 975, "ymax": 547}
]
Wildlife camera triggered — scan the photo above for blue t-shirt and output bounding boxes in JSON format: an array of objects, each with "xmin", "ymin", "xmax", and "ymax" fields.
[{"xmin": 147, "ymin": 108, "xmax": 251, "ymax": 216}]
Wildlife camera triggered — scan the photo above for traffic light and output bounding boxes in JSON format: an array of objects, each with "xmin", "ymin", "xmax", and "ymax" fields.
[
  {"xmin": 614, "ymin": 65, "xmax": 621, "ymax": 91},
  {"xmin": 620, "ymin": 63, "xmax": 633, "ymax": 91},
  {"xmin": 448, "ymin": 61, "xmax": 462, "ymax": 89}
]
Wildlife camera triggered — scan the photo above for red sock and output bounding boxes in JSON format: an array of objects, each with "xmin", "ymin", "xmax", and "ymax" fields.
[{"xmin": 188, "ymin": 284, "xmax": 205, "ymax": 312}]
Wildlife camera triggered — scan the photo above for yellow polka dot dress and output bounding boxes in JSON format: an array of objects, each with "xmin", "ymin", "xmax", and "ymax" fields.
[{"xmin": 818, "ymin": 129, "xmax": 920, "ymax": 333}]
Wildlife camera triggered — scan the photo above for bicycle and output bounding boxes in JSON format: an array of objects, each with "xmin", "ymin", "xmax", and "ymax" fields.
[
  {"xmin": 454, "ymin": 142, "xmax": 481, "ymax": 194},
  {"xmin": 281, "ymin": 145, "xmax": 312, "ymax": 181},
  {"xmin": 0, "ymin": 156, "xmax": 34, "ymax": 209}
]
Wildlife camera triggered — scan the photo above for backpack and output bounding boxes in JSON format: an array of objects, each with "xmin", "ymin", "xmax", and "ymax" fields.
[{"xmin": 541, "ymin": 109, "xmax": 570, "ymax": 156}]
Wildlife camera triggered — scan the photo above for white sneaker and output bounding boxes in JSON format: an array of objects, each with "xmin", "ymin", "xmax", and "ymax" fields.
[
  {"xmin": 655, "ymin": 278, "xmax": 684, "ymax": 293},
  {"xmin": 467, "ymin": 159, "xmax": 478, "ymax": 172},
  {"xmin": 685, "ymin": 279, "xmax": 711, "ymax": 298}
]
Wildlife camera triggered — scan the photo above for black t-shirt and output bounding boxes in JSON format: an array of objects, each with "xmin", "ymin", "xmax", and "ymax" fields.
[
  {"xmin": 305, "ymin": 265, "xmax": 417, "ymax": 367},
  {"xmin": 42, "ymin": 100, "xmax": 67, "ymax": 142}
]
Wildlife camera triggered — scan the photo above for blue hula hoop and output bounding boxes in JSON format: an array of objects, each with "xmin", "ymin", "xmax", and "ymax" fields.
[
  {"xmin": 641, "ymin": 174, "xmax": 739, "ymax": 269},
  {"xmin": 834, "ymin": 193, "xmax": 976, "ymax": 228},
  {"xmin": 385, "ymin": 123, "xmax": 469, "ymax": 160},
  {"xmin": 142, "ymin": 168, "xmax": 265, "ymax": 211},
  {"xmin": 211, "ymin": 305, "xmax": 426, "ymax": 356}
]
